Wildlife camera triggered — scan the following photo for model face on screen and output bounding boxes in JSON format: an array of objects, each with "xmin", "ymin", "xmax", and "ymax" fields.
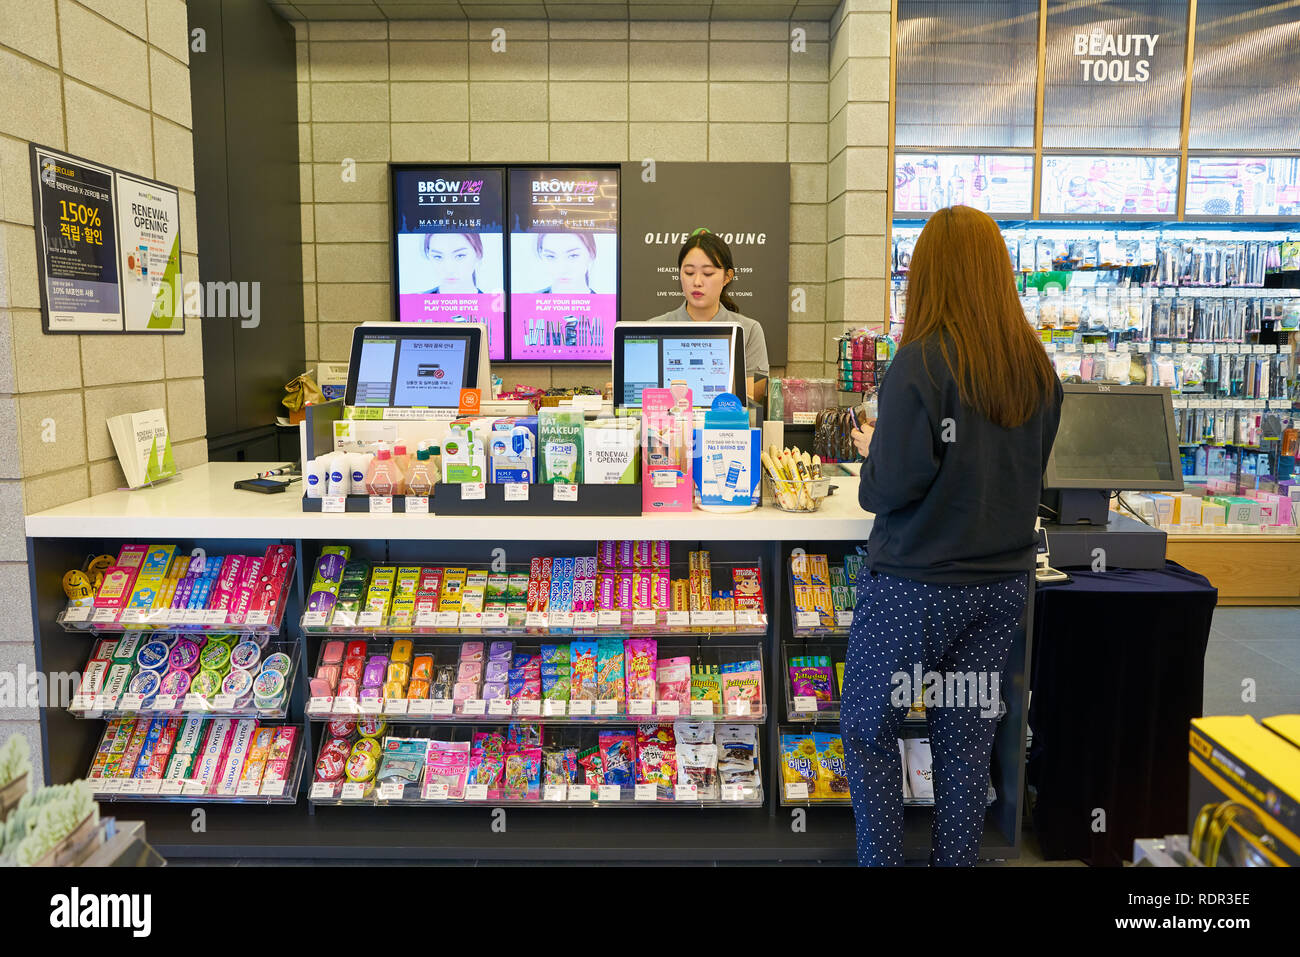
[
  {"xmin": 536, "ymin": 232, "xmax": 595, "ymax": 292},
  {"xmin": 679, "ymin": 247, "xmax": 731, "ymax": 314},
  {"xmin": 424, "ymin": 233, "xmax": 482, "ymax": 293}
]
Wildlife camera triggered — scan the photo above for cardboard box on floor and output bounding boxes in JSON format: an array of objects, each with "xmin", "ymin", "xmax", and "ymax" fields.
[{"xmin": 1188, "ymin": 714, "xmax": 1300, "ymax": 867}]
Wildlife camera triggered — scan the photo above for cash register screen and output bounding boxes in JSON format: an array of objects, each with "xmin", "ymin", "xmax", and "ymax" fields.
[
  {"xmin": 346, "ymin": 328, "xmax": 479, "ymax": 408},
  {"xmin": 614, "ymin": 324, "xmax": 744, "ymax": 408}
]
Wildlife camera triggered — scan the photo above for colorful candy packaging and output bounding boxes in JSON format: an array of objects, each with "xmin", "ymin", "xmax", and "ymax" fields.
[
  {"xmin": 377, "ymin": 738, "xmax": 429, "ymax": 786},
  {"xmin": 788, "ymin": 656, "xmax": 835, "ymax": 706},
  {"xmin": 542, "ymin": 748, "xmax": 578, "ymax": 785},
  {"xmin": 577, "ymin": 746, "xmax": 603, "ymax": 787},
  {"xmin": 656, "ymin": 657, "xmax": 691, "ymax": 703},
  {"xmin": 623, "ymin": 639, "xmax": 657, "ymax": 701},
  {"xmin": 570, "ymin": 641, "xmax": 598, "ymax": 700},
  {"xmin": 690, "ymin": 664, "xmax": 721, "ymax": 703},
  {"xmin": 595, "ymin": 638, "xmax": 625, "ymax": 702},
  {"xmin": 598, "ymin": 730, "xmax": 635, "ymax": 788},
  {"xmin": 541, "ymin": 643, "xmax": 569, "ymax": 665},
  {"xmin": 425, "ymin": 740, "xmax": 470, "ymax": 799},
  {"xmin": 541, "ymin": 665, "xmax": 571, "ymax": 700},
  {"xmin": 468, "ymin": 732, "xmax": 506, "ymax": 798},
  {"xmin": 813, "ymin": 732, "xmax": 851, "ymax": 800},
  {"xmin": 503, "ymin": 747, "xmax": 542, "ymax": 799},
  {"xmin": 677, "ymin": 743, "xmax": 719, "ymax": 800},
  {"xmin": 635, "ymin": 724, "xmax": 676, "ymax": 798},
  {"xmin": 780, "ymin": 733, "xmax": 819, "ymax": 796},
  {"xmin": 721, "ymin": 659, "xmax": 763, "ymax": 710}
]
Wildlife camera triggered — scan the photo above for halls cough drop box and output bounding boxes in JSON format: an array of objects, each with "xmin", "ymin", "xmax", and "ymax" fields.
[{"xmin": 1188, "ymin": 715, "xmax": 1300, "ymax": 867}]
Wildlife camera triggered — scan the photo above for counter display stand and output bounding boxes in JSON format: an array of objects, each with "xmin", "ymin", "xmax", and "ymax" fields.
[{"xmin": 26, "ymin": 462, "xmax": 1031, "ymax": 862}]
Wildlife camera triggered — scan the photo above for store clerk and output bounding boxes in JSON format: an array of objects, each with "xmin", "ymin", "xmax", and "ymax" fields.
[{"xmin": 646, "ymin": 229, "xmax": 770, "ymax": 402}]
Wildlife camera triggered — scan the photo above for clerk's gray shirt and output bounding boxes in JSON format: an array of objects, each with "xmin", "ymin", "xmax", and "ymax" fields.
[{"xmin": 646, "ymin": 302, "xmax": 770, "ymax": 379}]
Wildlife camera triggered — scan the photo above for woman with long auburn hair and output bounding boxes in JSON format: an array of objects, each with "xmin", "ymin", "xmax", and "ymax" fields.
[{"xmin": 843, "ymin": 205, "xmax": 1062, "ymax": 866}]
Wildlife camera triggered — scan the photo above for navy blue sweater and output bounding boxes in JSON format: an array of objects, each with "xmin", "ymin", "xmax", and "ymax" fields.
[{"xmin": 858, "ymin": 336, "xmax": 1062, "ymax": 584}]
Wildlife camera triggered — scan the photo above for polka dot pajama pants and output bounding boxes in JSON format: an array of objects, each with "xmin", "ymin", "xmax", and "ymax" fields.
[{"xmin": 841, "ymin": 570, "xmax": 1026, "ymax": 866}]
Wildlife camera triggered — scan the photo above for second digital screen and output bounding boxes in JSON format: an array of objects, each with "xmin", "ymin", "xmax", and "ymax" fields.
[{"xmin": 392, "ymin": 165, "xmax": 620, "ymax": 362}]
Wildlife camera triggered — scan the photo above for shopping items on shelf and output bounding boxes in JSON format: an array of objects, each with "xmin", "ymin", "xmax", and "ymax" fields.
[
  {"xmin": 307, "ymin": 637, "xmax": 765, "ymax": 722},
  {"xmin": 70, "ymin": 634, "xmax": 296, "ymax": 718},
  {"xmin": 59, "ymin": 543, "xmax": 294, "ymax": 633},
  {"xmin": 310, "ymin": 718, "xmax": 762, "ymax": 806},
  {"xmin": 86, "ymin": 716, "xmax": 303, "ymax": 801},
  {"xmin": 302, "ymin": 542, "xmax": 766, "ymax": 634}
]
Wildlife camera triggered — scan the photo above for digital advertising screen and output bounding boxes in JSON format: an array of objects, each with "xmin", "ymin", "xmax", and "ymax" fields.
[
  {"xmin": 508, "ymin": 167, "xmax": 619, "ymax": 362},
  {"xmin": 1185, "ymin": 156, "xmax": 1300, "ymax": 218},
  {"xmin": 894, "ymin": 153, "xmax": 1034, "ymax": 216},
  {"xmin": 393, "ymin": 167, "xmax": 507, "ymax": 360},
  {"xmin": 1040, "ymin": 155, "xmax": 1180, "ymax": 216}
]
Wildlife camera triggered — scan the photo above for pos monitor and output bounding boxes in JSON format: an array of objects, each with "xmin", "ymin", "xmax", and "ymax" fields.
[
  {"xmin": 345, "ymin": 322, "xmax": 488, "ymax": 409},
  {"xmin": 611, "ymin": 322, "xmax": 746, "ymax": 409},
  {"xmin": 1043, "ymin": 383, "xmax": 1184, "ymax": 524}
]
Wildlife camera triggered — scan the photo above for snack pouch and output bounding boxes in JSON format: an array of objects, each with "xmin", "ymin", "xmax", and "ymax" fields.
[
  {"xmin": 813, "ymin": 732, "xmax": 851, "ymax": 800},
  {"xmin": 656, "ymin": 656, "xmax": 692, "ymax": 703},
  {"xmin": 570, "ymin": 641, "xmax": 598, "ymax": 700},
  {"xmin": 542, "ymin": 748, "xmax": 578, "ymax": 785},
  {"xmin": 503, "ymin": 748, "xmax": 542, "ymax": 799},
  {"xmin": 577, "ymin": 746, "xmax": 604, "ymax": 787},
  {"xmin": 677, "ymin": 743, "xmax": 719, "ymax": 800},
  {"xmin": 781, "ymin": 733, "xmax": 819, "ymax": 794},
  {"xmin": 425, "ymin": 740, "xmax": 470, "ymax": 799},
  {"xmin": 623, "ymin": 638, "xmax": 657, "ymax": 701},
  {"xmin": 673, "ymin": 719, "xmax": 714, "ymax": 745},
  {"xmin": 541, "ymin": 643, "xmax": 570, "ymax": 665},
  {"xmin": 595, "ymin": 638, "xmax": 626, "ymax": 703},
  {"xmin": 690, "ymin": 665, "xmax": 722, "ymax": 703},
  {"xmin": 598, "ymin": 730, "xmax": 635, "ymax": 788}
]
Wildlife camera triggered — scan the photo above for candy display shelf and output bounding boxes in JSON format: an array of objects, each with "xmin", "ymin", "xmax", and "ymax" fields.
[
  {"xmin": 26, "ymin": 463, "xmax": 1032, "ymax": 861},
  {"xmin": 89, "ymin": 741, "xmax": 307, "ymax": 805},
  {"xmin": 69, "ymin": 640, "xmax": 300, "ymax": 721}
]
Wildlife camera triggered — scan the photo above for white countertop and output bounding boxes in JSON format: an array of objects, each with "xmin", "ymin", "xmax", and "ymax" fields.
[{"xmin": 26, "ymin": 462, "xmax": 874, "ymax": 542}]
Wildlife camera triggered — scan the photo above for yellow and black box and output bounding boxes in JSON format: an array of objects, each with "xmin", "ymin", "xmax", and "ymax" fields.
[{"xmin": 1188, "ymin": 715, "xmax": 1300, "ymax": 867}]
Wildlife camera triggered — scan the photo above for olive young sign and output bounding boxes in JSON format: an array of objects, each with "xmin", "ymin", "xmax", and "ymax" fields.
[
  {"xmin": 619, "ymin": 162, "xmax": 790, "ymax": 366},
  {"xmin": 31, "ymin": 144, "xmax": 184, "ymax": 334}
]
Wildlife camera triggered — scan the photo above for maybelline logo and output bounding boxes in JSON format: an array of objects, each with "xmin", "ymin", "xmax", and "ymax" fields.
[
  {"xmin": 418, "ymin": 179, "xmax": 483, "ymax": 195},
  {"xmin": 644, "ymin": 232, "xmax": 767, "ymax": 246},
  {"xmin": 533, "ymin": 179, "xmax": 597, "ymax": 194},
  {"xmin": 50, "ymin": 887, "xmax": 152, "ymax": 937}
]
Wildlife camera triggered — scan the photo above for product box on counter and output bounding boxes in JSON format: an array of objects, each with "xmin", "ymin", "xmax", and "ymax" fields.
[{"xmin": 1188, "ymin": 715, "xmax": 1300, "ymax": 867}]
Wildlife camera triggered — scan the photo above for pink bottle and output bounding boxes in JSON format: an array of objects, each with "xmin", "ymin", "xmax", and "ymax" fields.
[{"xmin": 364, "ymin": 447, "xmax": 406, "ymax": 496}]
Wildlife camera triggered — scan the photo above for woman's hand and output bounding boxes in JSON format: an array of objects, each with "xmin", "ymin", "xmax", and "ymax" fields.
[{"xmin": 850, "ymin": 423, "xmax": 875, "ymax": 459}]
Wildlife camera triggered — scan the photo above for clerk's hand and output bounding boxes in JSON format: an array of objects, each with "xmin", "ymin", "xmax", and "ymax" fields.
[{"xmin": 850, "ymin": 424, "xmax": 874, "ymax": 459}]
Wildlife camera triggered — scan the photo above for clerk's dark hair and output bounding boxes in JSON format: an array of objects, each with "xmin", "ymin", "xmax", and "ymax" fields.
[{"xmin": 678, "ymin": 230, "xmax": 739, "ymax": 312}]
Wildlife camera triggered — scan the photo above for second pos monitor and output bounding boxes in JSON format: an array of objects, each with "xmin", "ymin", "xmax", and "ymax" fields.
[
  {"xmin": 611, "ymin": 322, "xmax": 747, "ymax": 409},
  {"xmin": 345, "ymin": 322, "xmax": 490, "ymax": 408}
]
